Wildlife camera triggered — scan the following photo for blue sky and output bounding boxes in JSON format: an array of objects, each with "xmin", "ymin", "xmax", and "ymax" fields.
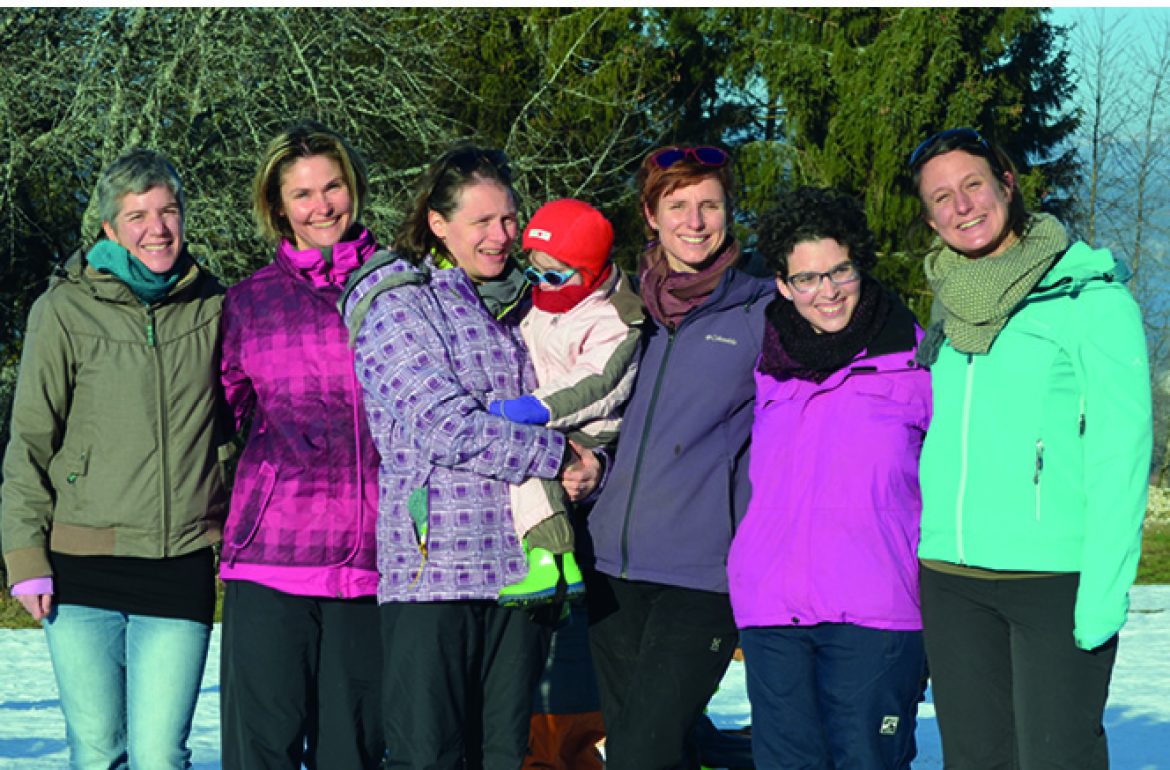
[{"xmin": 1049, "ymin": 6, "xmax": 1170, "ymax": 106}]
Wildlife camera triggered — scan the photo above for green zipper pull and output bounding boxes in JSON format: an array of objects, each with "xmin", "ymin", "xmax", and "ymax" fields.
[{"xmin": 146, "ymin": 316, "xmax": 156, "ymax": 347}]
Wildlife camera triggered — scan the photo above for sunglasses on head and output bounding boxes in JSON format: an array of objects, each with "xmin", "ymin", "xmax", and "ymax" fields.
[
  {"xmin": 649, "ymin": 145, "xmax": 730, "ymax": 170},
  {"xmin": 523, "ymin": 265, "xmax": 578, "ymax": 287},
  {"xmin": 427, "ymin": 147, "xmax": 511, "ymax": 209},
  {"xmin": 908, "ymin": 128, "xmax": 989, "ymax": 168},
  {"xmin": 443, "ymin": 146, "xmax": 509, "ymax": 175}
]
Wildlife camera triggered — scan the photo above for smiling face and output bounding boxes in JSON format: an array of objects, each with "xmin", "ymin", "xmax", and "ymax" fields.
[
  {"xmin": 776, "ymin": 238, "xmax": 861, "ymax": 335},
  {"xmin": 919, "ymin": 149, "xmax": 1018, "ymax": 259},
  {"xmin": 428, "ymin": 178, "xmax": 518, "ymax": 282},
  {"xmin": 644, "ymin": 176, "xmax": 729, "ymax": 273},
  {"xmin": 278, "ymin": 154, "xmax": 354, "ymax": 252},
  {"xmin": 101, "ymin": 185, "xmax": 184, "ymax": 274}
]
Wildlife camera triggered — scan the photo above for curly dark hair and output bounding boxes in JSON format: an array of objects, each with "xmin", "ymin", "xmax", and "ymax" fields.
[{"xmin": 755, "ymin": 186, "xmax": 878, "ymax": 277}]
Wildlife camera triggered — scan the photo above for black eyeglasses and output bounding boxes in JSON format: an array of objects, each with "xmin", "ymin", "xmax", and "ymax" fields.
[
  {"xmin": 650, "ymin": 146, "xmax": 730, "ymax": 169},
  {"xmin": 524, "ymin": 265, "xmax": 578, "ymax": 287},
  {"xmin": 907, "ymin": 128, "xmax": 988, "ymax": 168},
  {"xmin": 786, "ymin": 261, "xmax": 860, "ymax": 294}
]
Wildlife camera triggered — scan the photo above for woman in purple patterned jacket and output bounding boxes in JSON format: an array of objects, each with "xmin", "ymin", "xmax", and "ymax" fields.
[
  {"xmin": 218, "ymin": 122, "xmax": 385, "ymax": 769},
  {"xmin": 339, "ymin": 144, "xmax": 600, "ymax": 770}
]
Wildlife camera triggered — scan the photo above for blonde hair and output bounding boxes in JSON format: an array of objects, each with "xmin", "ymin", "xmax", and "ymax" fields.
[{"xmin": 252, "ymin": 121, "xmax": 368, "ymax": 243}]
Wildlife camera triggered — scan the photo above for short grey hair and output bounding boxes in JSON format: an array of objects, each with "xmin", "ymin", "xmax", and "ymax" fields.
[{"xmin": 93, "ymin": 148, "xmax": 185, "ymax": 226}]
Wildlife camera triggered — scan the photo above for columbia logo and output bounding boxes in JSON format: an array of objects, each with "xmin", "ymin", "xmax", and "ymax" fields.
[
  {"xmin": 709, "ymin": 638, "xmax": 722, "ymax": 652},
  {"xmin": 880, "ymin": 716, "xmax": 900, "ymax": 736},
  {"xmin": 705, "ymin": 334, "xmax": 738, "ymax": 346},
  {"xmin": 528, "ymin": 228, "xmax": 553, "ymax": 242}
]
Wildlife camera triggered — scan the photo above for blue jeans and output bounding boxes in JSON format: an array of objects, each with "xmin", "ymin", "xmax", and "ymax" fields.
[
  {"xmin": 43, "ymin": 604, "xmax": 211, "ymax": 770},
  {"xmin": 741, "ymin": 623, "xmax": 925, "ymax": 770}
]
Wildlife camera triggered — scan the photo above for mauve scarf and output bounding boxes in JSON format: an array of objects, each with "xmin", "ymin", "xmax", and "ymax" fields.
[{"xmin": 639, "ymin": 238, "xmax": 740, "ymax": 330}]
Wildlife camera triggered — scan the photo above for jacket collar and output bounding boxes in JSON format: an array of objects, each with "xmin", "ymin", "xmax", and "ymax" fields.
[
  {"xmin": 63, "ymin": 248, "xmax": 203, "ymax": 306},
  {"xmin": 275, "ymin": 226, "xmax": 376, "ymax": 290}
]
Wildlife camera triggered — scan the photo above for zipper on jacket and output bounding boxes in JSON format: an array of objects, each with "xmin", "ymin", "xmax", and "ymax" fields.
[
  {"xmin": 955, "ymin": 354, "xmax": 975, "ymax": 565},
  {"xmin": 619, "ymin": 329, "xmax": 677, "ymax": 579},
  {"xmin": 341, "ymin": 363, "xmax": 367, "ymax": 569},
  {"xmin": 149, "ymin": 304, "xmax": 173, "ymax": 550},
  {"xmin": 1033, "ymin": 439, "xmax": 1045, "ymax": 520},
  {"xmin": 145, "ymin": 307, "xmax": 157, "ymax": 347}
]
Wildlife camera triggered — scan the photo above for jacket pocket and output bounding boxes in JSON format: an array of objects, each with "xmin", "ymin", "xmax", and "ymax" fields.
[
  {"xmin": 49, "ymin": 446, "xmax": 92, "ymax": 520},
  {"xmin": 62, "ymin": 448, "xmax": 91, "ymax": 486},
  {"xmin": 225, "ymin": 460, "xmax": 277, "ymax": 554}
]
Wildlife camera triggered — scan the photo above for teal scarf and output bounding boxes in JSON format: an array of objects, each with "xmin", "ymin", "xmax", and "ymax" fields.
[{"xmin": 87, "ymin": 239, "xmax": 184, "ymax": 304}]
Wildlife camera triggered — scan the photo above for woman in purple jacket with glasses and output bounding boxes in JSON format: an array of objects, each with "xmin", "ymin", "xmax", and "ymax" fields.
[
  {"xmin": 727, "ymin": 187, "xmax": 931, "ymax": 770},
  {"xmin": 218, "ymin": 121, "xmax": 386, "ymax": 769}
]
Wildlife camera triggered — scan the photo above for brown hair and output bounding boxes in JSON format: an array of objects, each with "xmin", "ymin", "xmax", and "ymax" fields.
[
  {"xmin": 395, "ymin": 144, "xmax": 516, "ymax": 263},
  {"xmin": 908, "ymin": 127, "xmax": 1028, "ymax": 239}
]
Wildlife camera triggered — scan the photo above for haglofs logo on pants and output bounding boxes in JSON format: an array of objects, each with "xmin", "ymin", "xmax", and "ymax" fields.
[{"xmin": 880, "ymin": 716, "xmax": 900, "ymax": 736}]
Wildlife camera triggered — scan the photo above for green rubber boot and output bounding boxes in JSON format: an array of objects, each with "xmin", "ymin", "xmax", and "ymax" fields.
[{"xmin": 498, "ymin": 547, "xmax": 586, "ymax": 608}]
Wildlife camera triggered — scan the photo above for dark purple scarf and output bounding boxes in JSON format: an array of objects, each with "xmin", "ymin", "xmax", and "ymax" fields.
[{"xmin": 758, "ymin": 274, "xmax": 891, "ymax": 383}]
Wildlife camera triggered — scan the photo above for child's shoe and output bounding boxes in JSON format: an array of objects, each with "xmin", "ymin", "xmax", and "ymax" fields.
[{"xmin": 498, "ymin": 547, "xmax": 585, "ymax": 607}]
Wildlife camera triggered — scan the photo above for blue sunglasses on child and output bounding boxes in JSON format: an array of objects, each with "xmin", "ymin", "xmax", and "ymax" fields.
[{"xmin": 523, "ymin": 265, "xmax": 579, "ymax": 287}]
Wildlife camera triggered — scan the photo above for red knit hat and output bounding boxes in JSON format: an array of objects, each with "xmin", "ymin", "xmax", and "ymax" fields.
[{"xmin": 522, "ymin": 198, "xmax": 614, "ymax": 277}]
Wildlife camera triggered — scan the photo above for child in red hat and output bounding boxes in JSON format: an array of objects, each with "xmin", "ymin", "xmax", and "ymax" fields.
[{"xmin": 489, "ymin": 198, "xmax": 645, "ymax": 607}]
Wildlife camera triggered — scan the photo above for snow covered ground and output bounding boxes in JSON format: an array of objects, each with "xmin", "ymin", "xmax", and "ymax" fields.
[{"xmin": 1, "ymin": 585, "xmax": 1167, "ymax": 768}]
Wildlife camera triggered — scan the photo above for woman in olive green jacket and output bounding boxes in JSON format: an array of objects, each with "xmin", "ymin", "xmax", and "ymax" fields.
[
  {"xmin": 1, "ymin": 149, "xmax": 226, "ymax": 769},
  {"xmin": 910, "ymin": 128, "xmax": 1151, "ymax": 770}
]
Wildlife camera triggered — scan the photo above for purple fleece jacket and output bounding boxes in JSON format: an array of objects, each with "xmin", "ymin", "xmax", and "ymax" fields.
[{"xmin": 342, "ymin": 258, "xmax": 566, "ymax": 603}]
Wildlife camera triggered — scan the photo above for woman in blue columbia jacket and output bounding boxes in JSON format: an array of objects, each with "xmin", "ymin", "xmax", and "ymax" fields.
[
  {"xmin": 910, "ymin": 128, "xmax": 1151, "ymax": 770},
  {"xmin": 585, "ymin": 145, "xmax": 772, "ymax": 770}
]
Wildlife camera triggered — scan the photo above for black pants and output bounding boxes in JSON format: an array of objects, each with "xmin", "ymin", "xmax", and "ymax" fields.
[
  {"xmin": 919, "ymin": 567, "xmax": 1118, "ymax": 770},
  {"xmin": 587, "ymin": 574, "xmax": 738, "ymax": 770},
  {"xmin": 379, "ymin": 601, "xmax": 551, "ymax": 770},
  {"xmin": 220, "ymin": 580, "xmax": 384, "ymax": 770}
]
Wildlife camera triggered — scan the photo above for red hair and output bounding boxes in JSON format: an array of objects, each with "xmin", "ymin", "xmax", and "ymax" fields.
[{"xmin": 636, "ymin": 146, "xmax": 735, "ymax": 239}]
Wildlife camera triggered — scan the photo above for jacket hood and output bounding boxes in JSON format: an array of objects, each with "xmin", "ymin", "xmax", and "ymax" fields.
[
  {"xmin": 1037, "ymin": 241, "xmax": 1132, "ymax": 295},
  {"xmin": 338, "ymin": 251, "xmax": 427, "ymax": 345}
]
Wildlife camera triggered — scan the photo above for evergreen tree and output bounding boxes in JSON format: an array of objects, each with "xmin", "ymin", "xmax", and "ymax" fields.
[{"xmin": 707, "ymin": 8, "xmax": 1079, "ymax": 317}]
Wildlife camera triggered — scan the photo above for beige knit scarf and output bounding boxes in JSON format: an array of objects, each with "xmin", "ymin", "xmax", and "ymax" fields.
[{"xmin": 924, "ymin": 213, "xmax": 1069, "ymax": 355}]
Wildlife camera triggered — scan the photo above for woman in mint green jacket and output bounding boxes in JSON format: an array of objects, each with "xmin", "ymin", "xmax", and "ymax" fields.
[{"xmin": 909, "ymin": 128, "xmax": 1151, "ymax": 770}]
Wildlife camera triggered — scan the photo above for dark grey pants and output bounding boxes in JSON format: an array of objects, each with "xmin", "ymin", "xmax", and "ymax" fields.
[
  {"xmin": 920, "ymin": 567, "xmax": 1117, "ymax": 770},
  {"xmin": 379, "ymin": 601, "xmax": 551, "ymax": 770},
  {"xmin": 220, "ymin": 580, "xmax": 384, "ymax": 770},
  {"xmin": 586, "ymin": 574, "xmax": 738, "ymax": 770}
]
